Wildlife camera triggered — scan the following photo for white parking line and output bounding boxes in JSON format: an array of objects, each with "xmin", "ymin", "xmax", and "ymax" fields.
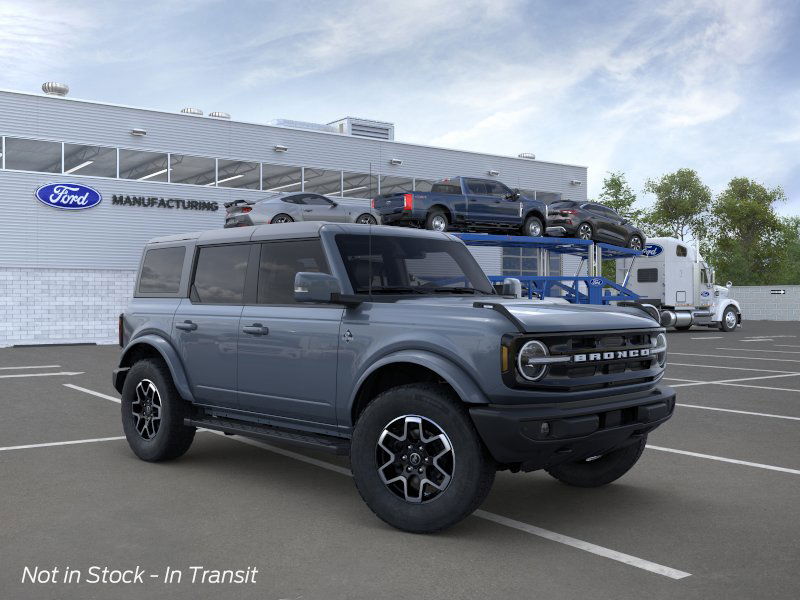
[
  {"xmin": 61, "ymin": 385, "xmax": 691, "ymax": 580},
  {"xmin": 717, "ymin": 348, "xmax": 800, "ymax": 354},
  {"xmin": 474, "ymin": 510, "xmax": 691, "ymax": 580},
  {"xmin": 676, "ymin": 403, "xmax": 800, "ymax": 421},
  {"xmin": 775, "ymin": 345, "xmax": 800, "ymax": 349},
  {"xmin": 668, "ymin": 363, "xmax": 797, "ymax": 374},
  {"xmin": 664, "ymin": 373, "xmax": 800, "ymax": 388},
  {"xmin": 0, "ymin": 371, "xmax": 84, "ymax": 379},
  {"xmin": 690, "ymin": 336, "xmax": 723, "ymax": 340},
  {"xmin": 0, "ymin": 364, "xmax": 61, "ymax": 370},
  {"xmin": 63, "ymin": 384, "xmax": 121, "ymax": 403},
  {"xmin": 740, "ymin": 339, "xmax": 773, "ymax": 342},
  {"xmin": 0, "ymin": 436, "xmax": 125, "ymax": 452},
  {"xmin": 670, "ymin": 352, "xmax": 800, "ymax": 363},
  {"xmin": 647, "ymin": 445, "xmax": 800, "ymax": 476}
]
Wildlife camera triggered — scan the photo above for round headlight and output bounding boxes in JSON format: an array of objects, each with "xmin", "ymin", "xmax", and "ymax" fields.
[
  {"xmin": 517, "ymin": 340, "xmax": 549, "ymax": 381},
  {"xmin": 653, "ymin": 332, "xmax": 667, "ymax": 367}
]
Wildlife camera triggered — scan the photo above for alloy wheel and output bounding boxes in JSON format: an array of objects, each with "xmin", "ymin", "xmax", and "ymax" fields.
[
  {"xmin": 629, "ymin": 236, "xmax": 643, "ymax": 250},
  {"xmin": 132, "ymin": 379, "xmax": 162, "ymax": 440},
  {"xmin": 578, "ymin": 224, "xmax": 592, "ymax": 240},
  {"xmin": 725, "ymin": 310, "xmax": 737, "ymax": 329},
  {"xmin": 272, "ymin": 215, "xmax": 293, "ymax": 224},
  {"xmin": 357, "ymin": 214, "xmax": 377, "ymax": 225},
  {"xmin": 376, "ymin": 415, "xmax": 454, "ymax": 503},
  {"xmin": 430, "ymin": 215, "xmax": 447, "ymax": 231}
]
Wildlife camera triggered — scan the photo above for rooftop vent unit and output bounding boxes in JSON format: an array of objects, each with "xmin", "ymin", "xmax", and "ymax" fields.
[
  {"xmin": 209, "ymin": 111, "xmax": 231, "ymax": 119},
  {"xmin": 268, "ymin": 119, "xmax": 337, "ymax": 134},
  {"xmin": 180, "ymin": 107, "xmax": 203, "ymax": 116},
  {"xmin": 518, "ymin": 152, "xmax": 536, "ymax": 160},
  {"xmin": 42, "ymin": 82, "xmax": 69, "ymax": 97},
  {"xmin": 328, "ymin": 117, "xmax": 394, "ymax": 141}
]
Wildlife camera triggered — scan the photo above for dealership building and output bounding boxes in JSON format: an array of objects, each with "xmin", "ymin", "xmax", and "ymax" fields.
[{"xmin": 0, "ymin": 85, "xmax": 587, "ymax": 346}]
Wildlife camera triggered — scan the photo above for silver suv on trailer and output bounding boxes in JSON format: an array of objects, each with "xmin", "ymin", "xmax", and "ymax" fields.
[{"xmin": 114, "ymin": 222, "xmax": 675, "ymax": 533}]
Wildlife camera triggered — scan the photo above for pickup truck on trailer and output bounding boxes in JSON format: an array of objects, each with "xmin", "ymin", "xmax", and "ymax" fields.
[
  {"xmin": 373, "ymin": 176, "xmax": 548, "ymax": 236},
  {"xmin": 114, "ymin": 222, "xmax": 675, "ymax": 533}
]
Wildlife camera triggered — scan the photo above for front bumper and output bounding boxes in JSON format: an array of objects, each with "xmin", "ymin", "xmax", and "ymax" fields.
[{"xmin": 469, "ymin": 386, "xmax": 675, "ymax": 471}]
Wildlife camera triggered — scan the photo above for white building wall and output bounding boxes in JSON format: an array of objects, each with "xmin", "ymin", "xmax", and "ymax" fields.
[
  {"xmin": 729, "ymin": 286, "xmax": 800, "ymax": 322},
  {"xmin": 0, "ymin": 268, "xmax": 135, "ymax": 346}
]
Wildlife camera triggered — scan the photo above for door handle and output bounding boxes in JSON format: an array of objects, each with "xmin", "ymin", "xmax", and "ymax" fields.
[
  {"xmin": 303, "ymin": 209, "xmax": 313, "ymax": 212},
  {"xmin": 242, "ymin": 324, "xmax": 269, "ymax": 335},
  {"xmin": 175, "ymin": 320, "xmax": 197, "ymax": 331}
]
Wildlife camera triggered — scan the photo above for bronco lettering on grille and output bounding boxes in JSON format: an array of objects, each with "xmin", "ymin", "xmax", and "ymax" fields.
[{"xmin": 572, "ymin": 348, "xmax": 651, "ymax": 363}]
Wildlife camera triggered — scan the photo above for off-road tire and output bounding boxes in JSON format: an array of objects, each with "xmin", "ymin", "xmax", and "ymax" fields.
[
  {"xmin": 121, "ymin": 358, "xmax": 195, "ymax": 462},
  {"xmin": 425, "ymin": 209, "xmax": 448, "ymax": 232},
  {"xmin": 545, "ymin": 436, "xmax": 647, "ymax": 487},
  {"xmin": 522, "ymin": 215, "xmax": 544, "ymax": 237},
  {"xmin": 350, "ymin": 383, "xmax": 495, "ymax": 533}
]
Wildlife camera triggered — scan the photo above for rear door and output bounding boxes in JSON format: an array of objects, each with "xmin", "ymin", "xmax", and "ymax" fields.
[
  {"xmin": 236, "ymin": 239, "xmax": 343, "ymax": 429},
  {"xmin": 173, "ymin": 243, "xmax": 251, "ymax": 408},
  {"xmin": 464, "ymin": 178, "xmax": 496, "ymax": 224}
]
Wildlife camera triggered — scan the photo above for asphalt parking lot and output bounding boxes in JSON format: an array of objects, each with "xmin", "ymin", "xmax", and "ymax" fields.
[{"xmin": 1, "ymin": 321, "xmax": 799, "ymax": 600}]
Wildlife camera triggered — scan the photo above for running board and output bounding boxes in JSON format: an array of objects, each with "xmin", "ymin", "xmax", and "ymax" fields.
[{"xmin": 185, "ymin": 416, "xmax": 350, "ymax": 455}]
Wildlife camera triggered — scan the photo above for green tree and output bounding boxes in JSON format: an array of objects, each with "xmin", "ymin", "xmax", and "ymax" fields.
[
  {"xmin": 705, "ymin": 177, "xmax": 787, "ymax": 285},
  {"xmin": 642, "ymin": 168, "xmax": 711, "ymax": 241},
  {"xmin": 597, "ymin": 171, "xmax": 643, "ymax": 224}
]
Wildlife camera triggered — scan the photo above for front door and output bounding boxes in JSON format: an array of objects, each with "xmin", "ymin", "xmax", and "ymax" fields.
[
  {"xmin": 173, "ymin": 243, "xmax": 251, "ymax": 408},
  {"xmin": 237, "ymin": 239, "xmax": 343, "ymax": 429}
]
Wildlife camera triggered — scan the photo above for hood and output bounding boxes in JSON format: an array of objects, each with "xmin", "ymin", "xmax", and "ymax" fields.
[{"xmin": 394, "ymin": 296, "xmax": 660, "ymax": 333}]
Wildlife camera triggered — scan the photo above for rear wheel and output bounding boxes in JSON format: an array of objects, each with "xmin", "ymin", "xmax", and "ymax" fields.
[
  {"xmin": 628, "ymin": 235, "xmax": 643, "ymax": 250},
  {"xmin": 271, "ymin": 213, "xmax": 293, "ymax": 224},
  {"xmin": 121, "ymin": 358, "xmax": 195, "ymax": 462},
  {"xmin": 425, "ymin": 210, "xmax": 448, "ymax": 232},
  {"xmin": 576, "ymin": 222, "xmax": 593, "ymax": 240},
  {"xmin": 356, "ymin": 213, "xmax": 377, "ymax": 225},
  {"xmin": 546, "ymin": 436, "xmax": 647, "ymax": 487},
  {"xmin": 522, "ymin": 215, "xmax": 544, "ymax": 237},
  {"xmin": 719, "ymin": 306, "xmax": 738, "ymax": 332},
  {"xmin": 350, "ymin": 383, "xmax": 495, "ymax": 533}
]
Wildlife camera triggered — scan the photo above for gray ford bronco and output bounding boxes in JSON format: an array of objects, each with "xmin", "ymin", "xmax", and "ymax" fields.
[{"xmin": 114, "ymin": 222, "xmax": 674, "ymax": 533}]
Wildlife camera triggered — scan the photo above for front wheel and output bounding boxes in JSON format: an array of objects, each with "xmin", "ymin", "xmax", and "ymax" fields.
[
  {"xmin": 356, "ymin": 213, "xmax": 377, "ymax": 225},
  {"xmin": 121, "ymin": 358, "xmax": 195, "ymax": 462},
  {"xmin": 545, "ymin": 436, "xmax": 647, "ymax": 487},
  {"xmin": 522, "ymin": 215, "xmax": 544, "ymax": 237},
  {"xmin": 350, "ymin": 383, "xmax": 495, "ymax": 533},
  {"xmin": 719, "ymin": 306, "xmax": 738, "ymax": 332}
]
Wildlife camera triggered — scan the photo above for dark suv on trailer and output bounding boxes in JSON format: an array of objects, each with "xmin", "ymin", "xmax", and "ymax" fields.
[
  {"xmin": 114, "ymin": 222, "xmax": 674, "ymax": 533},
  {"xmin": 547, "ymin": 200, "xmax": 646, "ymax": 249}
]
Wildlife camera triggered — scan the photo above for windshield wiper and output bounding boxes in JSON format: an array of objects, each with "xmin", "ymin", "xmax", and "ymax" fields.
[
  {"xmin": 429, "ymin": 287, "xmax": 489, "ymax": 295},
  {"xmin": 354, "ymin": 286, "xmax": 427, "ymax": 295}
]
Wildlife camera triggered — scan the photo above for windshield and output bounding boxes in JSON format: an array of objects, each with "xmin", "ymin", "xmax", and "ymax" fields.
[{"xmin": 335, "ymin": 234, "xmax": 494, "ymax": 295}]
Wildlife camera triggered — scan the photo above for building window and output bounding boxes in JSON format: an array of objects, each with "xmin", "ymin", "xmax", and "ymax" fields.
[
  {"xmin": 4, "ymin": 137, "xmax": 61, "ymax": 173},
  {"xmin": 378, "ymin": 175, "xmax": 413, "ymax": 195},
  {"xmin": 63, "ymin": 144, "xmax": 117, "ymax": 178},
  {"xmin": 342, "ymin": 171, "xmax": 378, "ymax": 199},
  {"xmin": 119, "ymin": 149, "xmax": 169, "ymax": 182},
  {"xmin": 304, "ymin": 167, "xmax": 342, "ymax": 196},
  {"xmin": 262, "ymin": 164, "xmax": 302, "ymax": 193},
  {"xmin": 414, "ymin": 179, "xmax": 436, "ymax": 192},
  {"xmin": 170, "ymin": 154, "xmax": 216, "ymax": 186},
  {"xmin": 217, "ymin": 159, "xmax": 260, "ymax": 189}
]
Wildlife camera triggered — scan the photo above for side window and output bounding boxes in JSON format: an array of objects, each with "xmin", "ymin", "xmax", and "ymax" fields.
[
  {"xmin": 485, "ymin": 181, "xmax": 512, "ymax": 197},
  {"xmin": 430, "ymin": 182, "xmax": 461, "ymax": 194},
  {"xmin": 192, "ymin": 244, "xmax": 250, "ymax": 304},
  {"xmin": 137, "ymin": 246, "xmax": 186, "ymax": 295},
  {"xmin": 282, "ymin": 195, "xmax": 304, "ymax": 205},
  {"xmin": 258, "ymin": 240, "xmax": 330, "ymax": 304},
  {"xmin": 465, "ymin": 179, "xmax": 488, "ymax": 195},
  {"xmin": 303, "ymin": 194, "xmax": 334, "ymax": 206},
  {"xmin": 637, "ymin": 268, "xmax": 659, "ymax": 283},
  {"xmin": 676, "ymin": 245, "xmax": 688, "ymax": 257},
  {"xmin": 701, "ymin": 269, "xmax": 709, "ymax": 284}
]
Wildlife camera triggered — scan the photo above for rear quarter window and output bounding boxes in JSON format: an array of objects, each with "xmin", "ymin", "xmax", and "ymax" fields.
[{"xmin": 137, "ymin": 246, "xmax": 186, "ymax": 295}]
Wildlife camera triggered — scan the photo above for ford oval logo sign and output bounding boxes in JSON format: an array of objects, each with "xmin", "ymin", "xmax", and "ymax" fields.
[
  {"xmin": 35, "ymin": 183, "xmax": 102, "ymax": 210},
  {"xmin": 642, "ymin": 244, "xmax": 663, "ymax": 257},
  {"xmin": 701, "ymin": 290, "xmax": 710, "ymax": 297},
  {"xmin": 588, "ymin": 277, "xmax": 603, "ymax": 287}
]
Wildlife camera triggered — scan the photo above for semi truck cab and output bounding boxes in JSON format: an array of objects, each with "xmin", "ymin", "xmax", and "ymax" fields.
[{"xmin": 617, "ymin": 236, "xmax": 742, "ymax": 332}]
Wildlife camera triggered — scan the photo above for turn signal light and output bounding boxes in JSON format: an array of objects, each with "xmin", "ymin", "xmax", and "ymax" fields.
[
  {"xmin": 403, "ymin": 193, "xmax": 413, "ymax": 211},
  {"xmin": 560, "ymin": 209, "xmax": 577, "ymax": 215}
]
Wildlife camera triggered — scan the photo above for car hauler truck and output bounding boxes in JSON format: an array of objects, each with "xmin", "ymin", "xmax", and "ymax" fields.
[{"xmin": 616, "ymin": 237, "xmax": 742, "ymax": 332}]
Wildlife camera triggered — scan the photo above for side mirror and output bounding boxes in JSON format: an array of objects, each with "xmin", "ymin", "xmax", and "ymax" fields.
[
  {"xmin": 329, "ymin": 201, "xmax": 338, "ymax": 208},
  {"xmin": 726, "ymin": 281, "xmax": 732, "ymax": 289},
  {"xmin": 502, "ymin": 277, "xmax": 523, "ymax": 298},
  {"xmin": 294, "ymin": 272, "xmax": 342, "ymax": 303}
]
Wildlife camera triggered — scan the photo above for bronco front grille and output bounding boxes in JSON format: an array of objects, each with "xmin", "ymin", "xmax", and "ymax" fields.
[{"xmin": 505, "ymin": 329, "xmax": 663, "ymax": 393}]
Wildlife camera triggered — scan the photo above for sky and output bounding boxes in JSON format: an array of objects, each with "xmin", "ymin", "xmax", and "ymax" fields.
[{"xmin": 1, "ymin": 0, "xmax": 799, "ymax": 214}]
